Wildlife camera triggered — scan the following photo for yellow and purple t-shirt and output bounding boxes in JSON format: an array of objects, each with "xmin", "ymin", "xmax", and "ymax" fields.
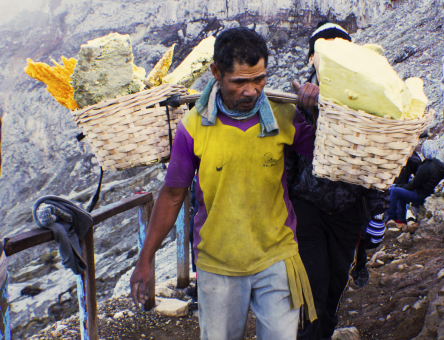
[{"xmin": 165, "ymin": 100, "xmax": 315, "ymax": 276}]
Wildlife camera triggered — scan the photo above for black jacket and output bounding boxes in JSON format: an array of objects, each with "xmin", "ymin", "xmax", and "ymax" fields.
[
  {"xmin": 286, "ymin": 148, "xmax": 367, "ymax": 214},
  {"xmin": 401, "ymin": 158, "xmax": 444, "ymax": 202}
]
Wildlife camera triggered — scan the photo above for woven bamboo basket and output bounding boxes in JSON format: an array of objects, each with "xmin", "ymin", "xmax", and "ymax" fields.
[
  {"xmin": 71, "ymin": 84, "xmax": 190, "ymax": 171},
  {"xmin": 313, "ymin": 96, "xmax": 433, "ymax": 190}
]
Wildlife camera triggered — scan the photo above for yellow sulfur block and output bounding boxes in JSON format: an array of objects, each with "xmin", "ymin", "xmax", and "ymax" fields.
[
  {"xmin": 146, "ymin": 44, "xmax": 176, "ymax": 87},
  {"xmin": 362, "ymin": 44, "xmax": 384, "ymax": 55},
  {"xmin": 24, "ymin": 57, "xmax": 79, "ymax": 110},
  {"xmin": 162, "ymin": 36, "xmax": 215, "ymax": 88},
  {"xmin": 404, "ymin": 77, "xmax": 428, "ymax": 119},
  {"xmin": 315, "ymin": 38, "xmax": 427, "ymax": 120}
]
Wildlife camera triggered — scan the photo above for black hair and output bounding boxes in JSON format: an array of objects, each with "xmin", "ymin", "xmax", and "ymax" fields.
[
  {"xmin": 214, "ymin": 27, "xmax": 269, "ymax": 76},
  {"xmin": 307, "ymin": 20, "xmax": 351, "ymax": 60}
]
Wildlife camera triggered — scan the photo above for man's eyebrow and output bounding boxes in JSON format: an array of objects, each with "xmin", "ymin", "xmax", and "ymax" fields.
[{"xmin": 229, "ymin": 73, "xmax": 267, "ymax": 82}]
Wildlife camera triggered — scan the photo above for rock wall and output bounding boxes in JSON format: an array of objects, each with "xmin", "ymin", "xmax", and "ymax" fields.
[
  {"xmin": 0, "ymin": 0, "xmax": 443, "ymax": 338},
  {"xmin": 0, "ymin": 0, "xmax": 393, "ymax": 231}
]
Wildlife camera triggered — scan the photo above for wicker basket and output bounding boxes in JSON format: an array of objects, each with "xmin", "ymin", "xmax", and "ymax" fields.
[
  {"xmin": 72, "ymin": 84, "xmax": 190, "ymax": 171},
  {"xmin": 313, "ymin": 96, "xmax": 433, "ymax": 190}
]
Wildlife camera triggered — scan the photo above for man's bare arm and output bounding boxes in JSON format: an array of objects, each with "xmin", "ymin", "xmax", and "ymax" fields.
[{"xmin": 130, "ymin": 184, "xmax": 188, "ymax": 308}]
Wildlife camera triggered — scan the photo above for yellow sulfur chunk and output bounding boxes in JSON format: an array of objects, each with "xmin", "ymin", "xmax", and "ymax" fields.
[
  {"xmin": 315, "ymin": 38, "xmax": 427, "ymax": 120},
  {"xmin": 403, "ymin": 77, "xmax": 428, "ymax": 119},
  {"xmin": 24, "ymin": 57, "xmax": 79, "ymax": 110},
  {"xmin": 146, "ymin": 44, "xmax": 176, "ymax": 87},
  {"xmin": 162, "ymin": 36, "xmax": 215, "ymax": 88},
  {"xmin": 362, "ymin": 44, "xmax": 384, "ymax": 55}
]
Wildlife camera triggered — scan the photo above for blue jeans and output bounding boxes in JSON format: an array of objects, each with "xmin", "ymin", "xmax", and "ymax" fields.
[
  {"xmin": 386, "ymin": 187, "xmax": 423, "ymax": 222},
  {"xmin": 197, "ymin": 260, "xmax": 299, "ymax": 340}
]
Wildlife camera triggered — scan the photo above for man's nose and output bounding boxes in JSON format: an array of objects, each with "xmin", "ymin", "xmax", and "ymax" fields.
[{"xmin": 242, "ymin": 83, "xmax": 258, "ymax": 97}]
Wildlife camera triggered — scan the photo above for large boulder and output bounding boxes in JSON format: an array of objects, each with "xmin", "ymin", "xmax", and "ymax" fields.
[
  {"xmin": 155, "ymin": 298, "xmax": 189, "ymax": 317},
  {"xmin": 418, "ymin": 180, "xmax": 444, "ymax": 238},
  {"xmin": 411, "ymin": 283, "xmax": 444, "ymax": 340},
  {"xmin": 332, "ymin": 326, "xmax": 361, "ymax": 340}
]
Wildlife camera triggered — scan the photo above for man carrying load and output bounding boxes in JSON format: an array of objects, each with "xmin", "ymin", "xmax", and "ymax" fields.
[
  {"xmin": 286, "ymin": 21, "xmax": 389, "ymax": 340},
  {"xmin": 131, "ymin": 27, "xmax": 317, "ymax": 339}
]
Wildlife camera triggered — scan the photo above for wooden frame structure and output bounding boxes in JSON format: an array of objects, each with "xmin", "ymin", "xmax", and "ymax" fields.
[{"xmin": 0, "ymin": 192, "xmax": 191, "ymax": 340}]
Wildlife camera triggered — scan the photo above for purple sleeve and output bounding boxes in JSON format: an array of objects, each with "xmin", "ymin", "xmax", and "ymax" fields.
[
  {"xmin": 289, "ymin": 108, "xmax": 315, "ymax": 160},
  {"xmin": 165, "ymin": 121, "xmax": 200, "ymax": 188}
]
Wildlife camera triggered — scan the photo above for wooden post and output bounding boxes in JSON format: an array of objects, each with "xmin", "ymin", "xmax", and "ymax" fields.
[
  {"xmin": 79, "ymin": 227, "xmax": 98, "ymax": 340},
  {"xmin": 176, "ymin": 191, "xmax": 190, "ymax": 288},
  {"xmin": 0, "ymin": 243, "xmax": 10, "ymax": 340},
  {"xmin": 138, "ymin": 199, "xmax": 155, "ymax": 310}
]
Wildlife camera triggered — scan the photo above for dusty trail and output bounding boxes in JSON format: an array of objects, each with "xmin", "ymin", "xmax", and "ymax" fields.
[{"xmin": 29, "ymin": 226, "xmax": 444, "ymax": 340}]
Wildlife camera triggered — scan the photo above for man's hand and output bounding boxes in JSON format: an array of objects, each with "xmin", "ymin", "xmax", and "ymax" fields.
[
  {"xmin": 292, "ymin": 80, "xmax": 319, "ymax": 114},
  {"xmin": 130, "ymin": 260, "xmax": 152, "ymax": 309},
  {"xmin": 128, "ymin": 185, "xmax": 188, "ymax": 309}
]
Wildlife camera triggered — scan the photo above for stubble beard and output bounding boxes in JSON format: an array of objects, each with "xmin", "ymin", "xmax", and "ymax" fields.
[{"xmin": 219, "ymin": 83, "xmax": 259, "ymax": 113}]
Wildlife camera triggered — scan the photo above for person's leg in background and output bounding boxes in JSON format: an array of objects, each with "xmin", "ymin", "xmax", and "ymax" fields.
[
  {"xmin": 294, "ymin": 200, "xmax": 329, "ymax": 340},
  {"xmin": 386, "ymin": 187, "xmax": 401, "ymax": 222},
  {"xmin": 387, "ymin": 187, "xmax": 423, "ymax": 225},
  {"xmin": 351, "ymin": 235, "xmax": 369, "ymax": 288},
  {"xmin": 396, "ymin": 197, "xmax": 407, "ymax": 223},
  {"xmin": 320, "ymin": 212, "xmax": 362, "ymax": 339}
]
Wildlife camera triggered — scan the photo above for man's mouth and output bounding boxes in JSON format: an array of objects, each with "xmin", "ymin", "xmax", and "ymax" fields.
[
  {"xmin": 240, "ymin": 101, "xmax": 254, "ymax": 108},
  {"xmin": 236, "ymin": 97, "xmax": 257, "ymax": 110}
]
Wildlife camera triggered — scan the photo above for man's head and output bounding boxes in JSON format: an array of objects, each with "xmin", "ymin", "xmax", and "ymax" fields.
[
  {"xmin": 308, "ymin": 20, "xmax": 351, "ymax": 64},
  {"xmin": 421, "ymin": 140, "xmax": 438, "ymax": 160},
  {"xmin": 211, "ymin": 27, "xmax": 269, "ymax": 112}
]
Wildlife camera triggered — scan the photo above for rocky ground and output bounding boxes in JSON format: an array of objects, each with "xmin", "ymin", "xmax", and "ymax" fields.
[
  {"xmin": 27, "ymin": 213, "xmax": 444, "ymax": 340},
  {"xmin": 27, "ymin": 180, "xmax": 444, "ymax": 340},
  {"xmin": 337, "ymin": 232, "xmax": 444, "ymax": 339}
]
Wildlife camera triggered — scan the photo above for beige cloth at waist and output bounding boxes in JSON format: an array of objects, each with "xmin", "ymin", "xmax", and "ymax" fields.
[{"xmin": 284, "ymin": 252, "xmax": 317, "ymax": 322}]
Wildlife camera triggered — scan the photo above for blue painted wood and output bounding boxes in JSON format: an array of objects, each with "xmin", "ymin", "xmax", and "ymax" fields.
[
  {"xmin": 176, "ymin": 202, "xmax": 186, "ymax": 259},
  {"xmin": 76, "ymin": 275, "xmax": 90, "ymax": 340},
  {"xmin": 0, "ymin": 252, "xmax": 10, "ymax": 340},
  {"xmin": 138, "ymin": 207, "xmax": 147, "ymax": 254},
  {"xmin": 0, "ymin": 279, "xmax": 10, "ymax": 340},
  {"xmin": 176, "ymin": 192, "xmax": 190, "ymax": 288},
  {"xmin": 138, "ymin": 201, "xmax": 155, "ymax": 310}
]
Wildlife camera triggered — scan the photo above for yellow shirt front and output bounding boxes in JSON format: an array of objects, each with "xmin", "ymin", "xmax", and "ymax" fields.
[{"xmin": 165, "ymin": 101, "xmax": 315, "ymax": 276}]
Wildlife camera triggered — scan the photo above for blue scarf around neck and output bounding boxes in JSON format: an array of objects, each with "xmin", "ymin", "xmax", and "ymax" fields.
[{"xmin": 195, "ymin": 77, "xmax": 279, "ymax": 137}]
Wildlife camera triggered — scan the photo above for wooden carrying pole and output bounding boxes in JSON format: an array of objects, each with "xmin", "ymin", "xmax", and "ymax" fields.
[{"xmin": 178, "ymin": 89, "xmax": 298, "ymax": 105}]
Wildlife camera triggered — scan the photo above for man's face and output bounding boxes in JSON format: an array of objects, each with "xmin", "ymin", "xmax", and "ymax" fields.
[{"xmin": 211, "ymin": 58, "xmax": 267, "ymax": 112}]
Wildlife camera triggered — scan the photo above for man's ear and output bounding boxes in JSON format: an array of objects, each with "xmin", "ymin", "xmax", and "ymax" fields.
[
  {"xmin": 210, "ymin": 63, "xmax": 222, "ymax": 82},
  {"xmin": 308, "ymin": 54, "xmax": 314, "ymax": 65}
]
